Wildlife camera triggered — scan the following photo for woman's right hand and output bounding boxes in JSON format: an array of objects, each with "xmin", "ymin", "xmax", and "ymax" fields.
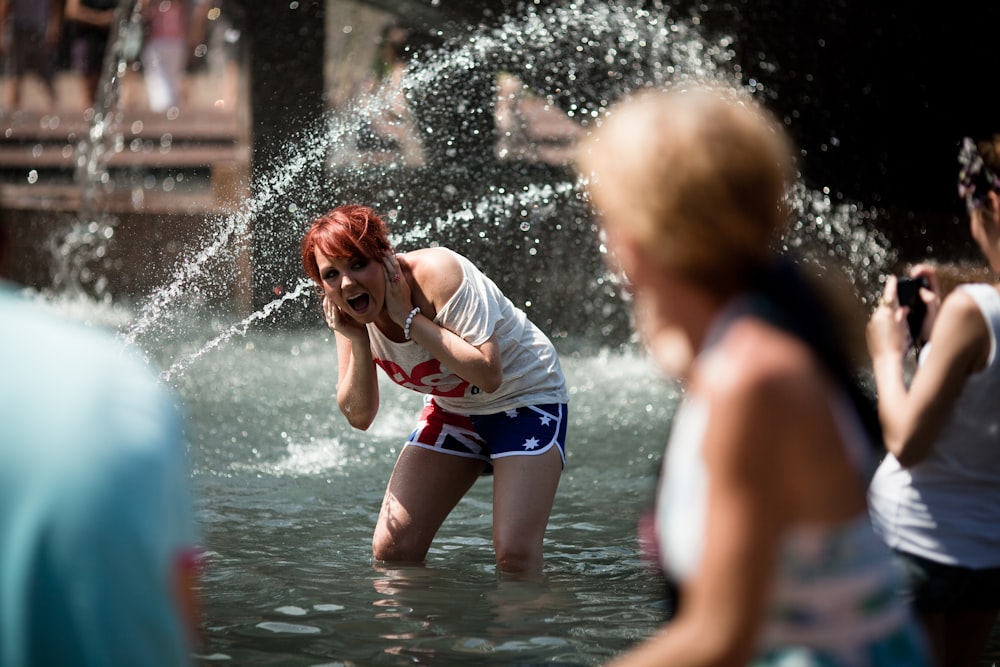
[
  {"xmin": 323, "ymin": 296, "xmax": 369, "ymax": 344},
  {"xmin": 867, "ymin": 276, "xmax": 911, "ymax": 360}
]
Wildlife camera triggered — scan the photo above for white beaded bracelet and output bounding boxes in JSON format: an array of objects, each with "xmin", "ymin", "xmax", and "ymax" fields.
[{"xmin": 403, "ymin": 307, "xmax": 421, "ymax": 340}]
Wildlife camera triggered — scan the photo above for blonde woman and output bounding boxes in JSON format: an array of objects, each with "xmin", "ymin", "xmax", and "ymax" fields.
[{"xmin": 577, "ymin": 86, "xmax": 929, "ymax": 666}]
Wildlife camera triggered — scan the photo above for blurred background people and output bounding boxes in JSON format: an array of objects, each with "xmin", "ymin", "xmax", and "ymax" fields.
[
  {"xmin": 64, "ymin": 0, "xmax": 116, "ymax": 108},
  {"xmin": 578, "ymin": 85, "xmax": 929, "ymax": 666},
  {"xmin": 354, "ymin": 21, "xmax": 424, "ymax": 166},
  {"xmin": 494, "ymin": 72, "xmax": 582, "ymax": 166},
  {"xmin": 0, "ymin": 0, "xmax": 61, "ymax": 111},
  {"xmin": 867, "ymin": 135, "xmax": 1000, "ymax": 667},
  {"xmin": 0, "ymin": 224, "xmax": 202, "ymax": 665},
  {"xmin": 139, "ymin": 0, "xmax": 190, "ymax": 113}
]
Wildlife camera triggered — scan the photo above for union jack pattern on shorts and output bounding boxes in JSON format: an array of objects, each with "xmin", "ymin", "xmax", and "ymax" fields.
[{"xmin": 405, "ymin": 397, "xmax": 567, "ymax": 471}]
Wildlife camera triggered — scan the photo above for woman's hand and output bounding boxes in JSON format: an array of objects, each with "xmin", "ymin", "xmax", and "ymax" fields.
[
  {"xmin": 382, "ymin": 251, "xmax": 416, "ymax": 326},
  {"xmin": 323, "ymin": 295, "xmax": 369, "ymax": 344},
  {"xmin": 867, "ymin": 275, "xmax": 911, "ymax": 360}
]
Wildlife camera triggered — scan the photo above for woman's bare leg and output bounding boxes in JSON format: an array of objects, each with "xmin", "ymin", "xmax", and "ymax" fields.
[
  {"xmin": 372, "ymin": 446, "xmax": 486, "ymax": 563},
  {"xmin": 490, "ymin": 446, "xmax": 563, "ymax": 574}
]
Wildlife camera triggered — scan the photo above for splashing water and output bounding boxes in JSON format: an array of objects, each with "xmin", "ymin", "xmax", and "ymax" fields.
[
  {"xmin": 48, "ymin": 0, "xmax": 144, "ymax": 299},
  {"xmin": 52, "ymin": 0, "xmax": 894, "ymax": 380},
  {"xmin": 121, "ymin": 116, "xmax": 340, "ymax": 349},
  {"xmin": 784, "ymin": 183, "xmax": 894, "ymax": 304},
  {"xmin": 162, "ymin": 278, "xmax": 314, "ymax": 381}
]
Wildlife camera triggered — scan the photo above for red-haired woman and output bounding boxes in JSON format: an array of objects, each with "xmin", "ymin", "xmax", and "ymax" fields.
[{"xmin": 302, "ymin": 204, "xmax": 569, "ymax": 574}]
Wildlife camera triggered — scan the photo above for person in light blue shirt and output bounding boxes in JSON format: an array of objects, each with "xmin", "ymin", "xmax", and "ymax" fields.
[{"xmin": 0, "ymin": 253, "xmax": 200, "ymax": 664}]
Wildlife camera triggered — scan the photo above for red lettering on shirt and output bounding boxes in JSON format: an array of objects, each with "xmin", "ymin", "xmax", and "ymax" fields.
[{"xmin": 375, "ymin": 357, "xmax": 472, "ymax": 398}]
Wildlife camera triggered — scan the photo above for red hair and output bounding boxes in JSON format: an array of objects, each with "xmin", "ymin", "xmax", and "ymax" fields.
[{"xmin": 301, "ymin": 205, "xmax": 392, "ymax": 285}]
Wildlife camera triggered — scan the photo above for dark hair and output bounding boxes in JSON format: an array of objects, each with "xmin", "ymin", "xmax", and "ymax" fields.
[
  {"xmin": 958, "ymin": 135, "xmax": 1000, "ymax": 209},
  {"xmin": 301, "ymin": 205, "xmax": 392, "ymax": 285},
  {"xmin": 748, "ymin": 256, "xmax": 882, "ymax": 451}
]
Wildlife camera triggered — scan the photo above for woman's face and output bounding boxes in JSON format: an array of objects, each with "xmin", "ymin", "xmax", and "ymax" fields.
[
  {"xmin": 601, "ymin": 223, "xmax": 697, "ymax": 378},
  {"xmin": 314, "ymin": 249, "xmax": 386, "ymax": 323}
]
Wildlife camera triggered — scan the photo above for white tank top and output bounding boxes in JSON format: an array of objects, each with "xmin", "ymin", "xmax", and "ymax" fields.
[{"xmin": 869, "ymin": 283, "xmax": 1000, "ymax": 567}]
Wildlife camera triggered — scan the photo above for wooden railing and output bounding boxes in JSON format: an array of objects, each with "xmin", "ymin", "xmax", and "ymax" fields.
[{"xmin": 0, "ymin": 107, "xmax": 250, "ymax": 214}]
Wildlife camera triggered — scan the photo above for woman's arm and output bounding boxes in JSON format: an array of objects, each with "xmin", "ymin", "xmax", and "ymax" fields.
[
  {"xmin": 869, "ymin": 287, "xmax": 989, "ymax": 466},
  {"xmin": 405, "ymin": 316, "xmax": 503, "ymax": 393},
  {"xmin": 334, "ymin": 331, "xmax": 380, "ymax": 429},
  {"xmin": 325, "ymin": 297, "xmax": 380, "ymax": 430},
  {"xmin": 384, "ymin": 250, "xmax": 504, "ymax": 393}
]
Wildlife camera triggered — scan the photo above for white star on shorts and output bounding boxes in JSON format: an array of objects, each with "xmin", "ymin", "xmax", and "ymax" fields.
[
  {"xmin": 505, "ymin": 409, "xmax": 519, "ymax": 418},
  {"xmin": 523, "ymin": 437, "xmax": 540, "ymax": 450},
  {"xmin": 538, "ymin": 414, "xmax": 552, "ymax": 426}
]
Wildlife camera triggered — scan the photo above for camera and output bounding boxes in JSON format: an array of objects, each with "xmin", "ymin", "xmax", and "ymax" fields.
[{"xmin": 896, "ymin": 276, "xmax": 929, "ymax": 343}]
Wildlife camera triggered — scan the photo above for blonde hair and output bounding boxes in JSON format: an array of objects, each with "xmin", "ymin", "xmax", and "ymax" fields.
[{"xmin": 578, "ymin": 85, "xmax": 795, "ymax": 292}]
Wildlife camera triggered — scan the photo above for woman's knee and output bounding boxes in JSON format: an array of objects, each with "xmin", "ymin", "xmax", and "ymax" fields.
[
  {"xmin": 372, "ymin": 525, "xmax": 431, "ymax": 563},
  {"xmin": 493, "ymin": 535, "xmax": 543, "ymax": 573}
]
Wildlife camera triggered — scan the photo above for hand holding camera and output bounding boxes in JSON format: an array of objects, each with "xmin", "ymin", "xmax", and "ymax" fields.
[
  {"xmin": 869, "ymin": 268, "xmax": 939, "ymax": 358},
  {"xmin": 896, "ymin": 276, "xmax": 930, "ymax": 345}
]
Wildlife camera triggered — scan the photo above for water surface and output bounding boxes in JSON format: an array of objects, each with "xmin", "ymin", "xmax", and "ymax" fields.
[{"xmin": 172, "ymin": 328, "xmax": 679, "ymax": 665}]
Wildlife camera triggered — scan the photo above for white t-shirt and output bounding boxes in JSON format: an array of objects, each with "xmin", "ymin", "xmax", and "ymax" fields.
[{"xmin": 367, "ymin": 248, "xmax": 568, "ymax": 415}]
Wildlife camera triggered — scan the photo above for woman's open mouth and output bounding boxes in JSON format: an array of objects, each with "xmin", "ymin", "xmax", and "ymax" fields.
[{"xmin": 347, "ymin": 293, "xmax": 371, "ymax": 313}]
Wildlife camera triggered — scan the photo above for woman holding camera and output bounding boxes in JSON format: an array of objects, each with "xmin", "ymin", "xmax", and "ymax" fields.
[{"xmin": 867, "ymin": 135, "xmax": 1000, "ymax": 667}]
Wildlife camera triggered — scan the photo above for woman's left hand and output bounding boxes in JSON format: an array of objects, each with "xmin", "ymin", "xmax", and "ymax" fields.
[
  {"xmin": 867, "ymin": 276, "xmax": 911, "ymax": 359},
  {"xmin": 382, "ymin": 251, "xmax": 414, "ymax": 326}
]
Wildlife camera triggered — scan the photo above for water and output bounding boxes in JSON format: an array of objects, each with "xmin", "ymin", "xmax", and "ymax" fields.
[
  {"xmin": 31, "ymin": 0, "xmax": 1000, "ymax": 664},
  {"xmin": 171, "ymin": 330, "xmax": 678, "ymax": 665}
]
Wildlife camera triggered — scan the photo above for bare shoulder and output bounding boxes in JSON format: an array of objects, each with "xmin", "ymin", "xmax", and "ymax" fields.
[
  {"xmin": 694, "ymin": 317, "xmax": 832, "ymax": 491},
  {"xmin": 940, "ymin": 285, "xmax": 987, "ymax": 319},
  {"xmin": 399, "ymin": 247, "xmax": 465, "ymax": 307},
  {"xmin": 930, "ymin": 286, "xmax": 991, "ymax": 371},
  {"xmin": 699, "ymin": 317, "xmax": 816, "ymax": 402},
  {"xmin": 935, "ymin": 286, "xmax": 990, "ymax": 347}
]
